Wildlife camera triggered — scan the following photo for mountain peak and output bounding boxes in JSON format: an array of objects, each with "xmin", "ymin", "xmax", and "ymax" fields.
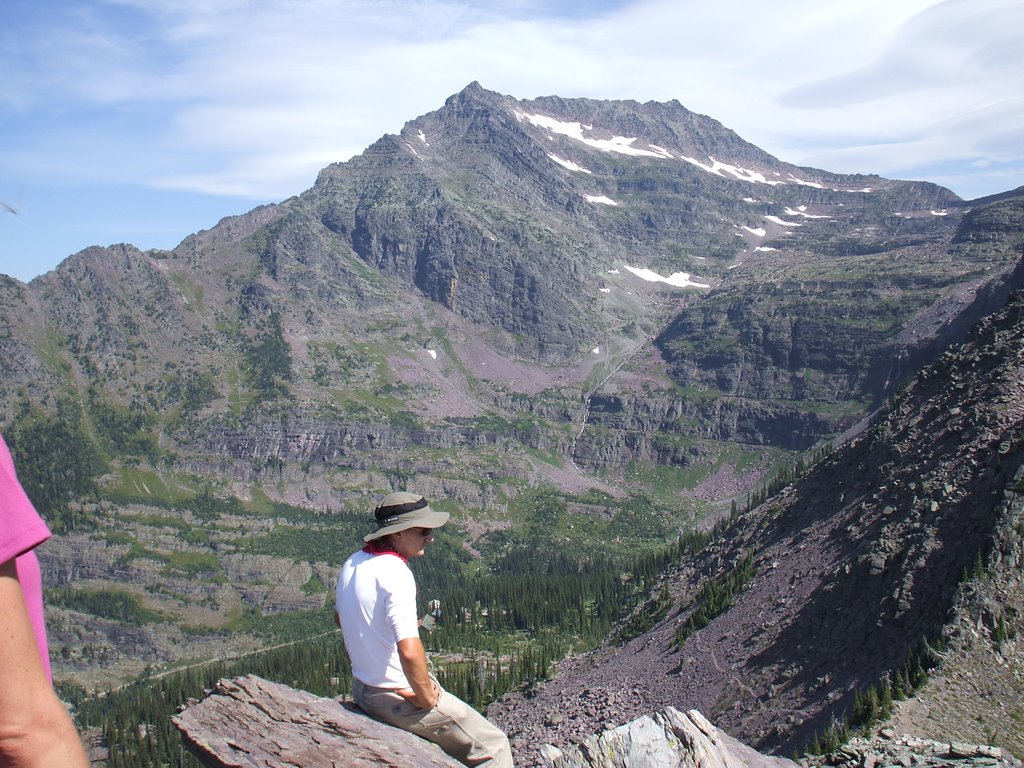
[
  {"xmin": 444, "ymin": 80, "xmax": 505, "ymax": 109},
  {"xmin": 6, "ymin": 87, "xmax": 1023, "ymax": 766}
]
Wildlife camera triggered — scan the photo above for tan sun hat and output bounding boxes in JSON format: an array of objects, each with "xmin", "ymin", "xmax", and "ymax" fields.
[{"xmin": 364, "ymin": 491, "xmax": 450, "ymax": 542}]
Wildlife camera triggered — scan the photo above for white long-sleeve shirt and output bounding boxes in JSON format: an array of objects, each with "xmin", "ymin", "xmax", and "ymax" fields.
[{"xmin": 336, "ymin": 549, "xmax": 420, "ymax": 688}]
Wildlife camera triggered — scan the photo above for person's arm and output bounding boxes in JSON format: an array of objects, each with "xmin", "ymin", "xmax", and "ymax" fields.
[
  {"xmin": 395, "ymin": 636, "xmax": 439, "ymax": 710},
  {"xmin": 0, "ymin": 558, "xmax": 89, "ymax": 768}
]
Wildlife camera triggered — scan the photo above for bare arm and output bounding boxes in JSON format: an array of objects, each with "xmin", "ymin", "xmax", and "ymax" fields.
[
  {"xmin": 395, "ymin": 636, "xmax": 438, "ymax": 710},
  {"xmin": 0, "ymin": 558, "xmax": 89, "ymax": 768}
]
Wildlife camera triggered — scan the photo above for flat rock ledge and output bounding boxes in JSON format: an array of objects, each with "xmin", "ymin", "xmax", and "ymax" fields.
[{"xmin": 172, "ymin": 674, "xmax": 463, "ymax": 767}]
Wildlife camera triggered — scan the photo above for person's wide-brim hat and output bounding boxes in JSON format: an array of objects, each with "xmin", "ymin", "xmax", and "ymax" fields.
[{"xmin": 364, "ymin": 492, "xmax": 449, "ymax": 542}]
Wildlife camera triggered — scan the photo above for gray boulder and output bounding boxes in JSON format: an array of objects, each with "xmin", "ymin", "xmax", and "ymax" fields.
[{"xmin": 540, "ymin": 708, "xmax": 798, "ymax": 768}]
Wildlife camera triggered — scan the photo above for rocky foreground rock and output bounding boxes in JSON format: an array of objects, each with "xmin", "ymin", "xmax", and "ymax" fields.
[
  {"xmin": 171, "ymin": 675, "xmax": 1021, "ymax": 768},
  {"xmin": 539, "ymin": 707, "xmax": 799, "ymax": 768},
  {"xmin": 172, "ymin": 675, "xmax": 463, "ymax": 768},
  {"xmin": 806, "ymin": 731, "xmax": 1022, "ymax": 768}
]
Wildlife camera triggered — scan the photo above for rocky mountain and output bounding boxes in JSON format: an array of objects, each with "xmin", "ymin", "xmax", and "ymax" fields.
[
  {"xmin": 0, "ymin": 83, "xmax": 1021, "ymax": 728},
  {"xmin": 488, "ymin": 264, "xmax": 1024, "ymax": 763}
]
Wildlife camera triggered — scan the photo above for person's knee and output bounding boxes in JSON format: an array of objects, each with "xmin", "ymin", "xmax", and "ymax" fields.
[
  {"xmin": 487, "ymin": 732, "xmax": 515, "ymax": 768},
  {"xmin": 489, "ymin": 729, "xmax": 513, "ymax": 760}
]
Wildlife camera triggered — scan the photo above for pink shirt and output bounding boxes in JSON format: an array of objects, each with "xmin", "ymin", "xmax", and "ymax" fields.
[{"xmin": 0, "ymin": 434, "xmax": 53, "ymax": 680}]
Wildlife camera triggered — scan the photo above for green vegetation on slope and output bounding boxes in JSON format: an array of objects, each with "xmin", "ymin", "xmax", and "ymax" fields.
[
  {"xmin": 64, "ymin": 521, "xmax": 699, "ymax": 768},
  {"xmin": 4, "ymin": 400, "xmax": 105, "ymax": 533}
]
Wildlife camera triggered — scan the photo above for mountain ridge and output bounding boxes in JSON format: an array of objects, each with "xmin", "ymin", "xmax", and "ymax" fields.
[{"xmin": 0, "ymin": 86, "xmax": 1020, "ymax": 757}]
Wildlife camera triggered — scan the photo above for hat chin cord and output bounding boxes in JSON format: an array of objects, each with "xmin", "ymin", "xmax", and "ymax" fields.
[{"xmin": 363, "ymin": 537, "xmax": 408, "ymax": 562}]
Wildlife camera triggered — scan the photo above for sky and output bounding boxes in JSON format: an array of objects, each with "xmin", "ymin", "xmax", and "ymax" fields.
[{"xmin": 1, "ymin": 0, "xmax": 1022, "ymax": 284}]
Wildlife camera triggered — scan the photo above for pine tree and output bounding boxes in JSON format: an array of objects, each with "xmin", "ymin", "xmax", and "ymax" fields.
[
  {"xmin": 972, "ymin": 550, "xmax": 986, "ymax": 581},
  {"xmin": 893, "ymin": 668, "xmax": 908, "ymax": 700},
  {"xmin": 879, "ymin": 676, "xmax": 893, "ymax": 717}
]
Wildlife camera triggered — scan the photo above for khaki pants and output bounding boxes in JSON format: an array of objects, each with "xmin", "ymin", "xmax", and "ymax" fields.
[{"xmin": 352, "ymin": 678, "xmax": 513, "ymax": 768}]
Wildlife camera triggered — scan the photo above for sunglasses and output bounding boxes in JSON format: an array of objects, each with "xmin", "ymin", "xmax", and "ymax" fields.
[{"xmin": 411, "ymin": 527, "xmax": 434, "ymax": 537}]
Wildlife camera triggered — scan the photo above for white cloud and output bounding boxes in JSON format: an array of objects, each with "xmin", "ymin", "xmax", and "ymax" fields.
[{"xmin": 7, "ymin": 0, "xmax": 1023, "ymax": 199}]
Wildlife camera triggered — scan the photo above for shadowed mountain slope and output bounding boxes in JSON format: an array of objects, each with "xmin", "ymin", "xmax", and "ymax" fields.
[{"xmin": 490, "ymin": 255, "xmax": 1024, "ymax": 762}]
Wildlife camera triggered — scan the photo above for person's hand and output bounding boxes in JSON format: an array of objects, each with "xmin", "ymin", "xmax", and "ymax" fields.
[{"xmin": 396, "ymin": 681, "xmax": 439, "ymax": 710}]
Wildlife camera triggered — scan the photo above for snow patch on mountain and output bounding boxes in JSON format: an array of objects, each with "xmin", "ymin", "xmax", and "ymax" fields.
[
  {"xmin": 764, "ymin": 215, "xmax": 802, "ymax": 227},
  {"xmin": 549, "ymin": 154, "xmax": 593, "ymax": 174},
  {"xmin": 622, "ymin": 265, "xmax": 709, "ymax": 289},
  {"xmin": 786, "ymin": 174, "xmax": 823, "ymax": 188},
  {"xmin": 515, "ymin": 111, "xmax": 674, "ymax": 158},
  {"xmin": 784, "ymin": 206, "xmax": 830, "ymax": 219},
  {"xmin": 680, "ymin": 156, "xmax": 786, "ymax": 185},
  {"xmin": 517, "ymin": 110, "xmax": 828, "ymax": 190}
]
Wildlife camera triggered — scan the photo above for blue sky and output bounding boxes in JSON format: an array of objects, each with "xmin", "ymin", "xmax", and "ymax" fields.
[{"xmin": 2, "ymin": 0, "xmax": 1022, "ymax": 283}]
